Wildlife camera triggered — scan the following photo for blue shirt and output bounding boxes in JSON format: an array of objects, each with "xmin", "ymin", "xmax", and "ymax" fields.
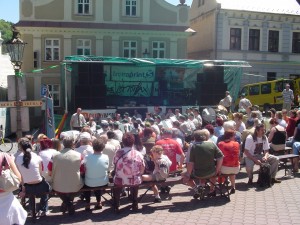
[{"xmin": 84, "ymin": 153, "xmax": 109, "ymax": 187}]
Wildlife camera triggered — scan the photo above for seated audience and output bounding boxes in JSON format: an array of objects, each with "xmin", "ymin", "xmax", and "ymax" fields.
[
  {"xmin": 244, "ymin": 124, "xmax": 281, "ymax": 185},
  {"xmin": 217, "ymin": 130, "xmax": 240, "ymax": 194},
  {"xmin": 48, "ymin": 136, "xmax": 84, "ymax": 215},
  {"xmin": 268, "ymin": 118, "xmax": 287, "ymax": 153},
  {"xmin": 142, "ymin": 145, "xmax": 172, "ymax": 203},
  {"xmin": 183, "ymin": 129, "xmax": 224, "ymax": 198},
  {"xmin": 15, "ymin": 138, "xmax": 51, "ymax": 217},
  {"xmin": 113, "ymin": 133, "xmax": 145, "ymax": 213},
  {"xmin": 83, "ymin": 138, "xmax": 109, "ymax": 211}
]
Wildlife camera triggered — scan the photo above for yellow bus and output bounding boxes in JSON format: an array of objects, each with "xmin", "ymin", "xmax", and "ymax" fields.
[{"xmin": 235, "ymin": 78, "xmax": 300, "ymax": 112}]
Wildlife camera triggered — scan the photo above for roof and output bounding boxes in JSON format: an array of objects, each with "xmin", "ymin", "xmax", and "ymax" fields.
[
  {"xmin": 217, "ymin": 0, "xmax": 300, "ymax": 15},
  {"xmin": 64, "ymin": 56, "xmax": 251, "ymax": 69}
]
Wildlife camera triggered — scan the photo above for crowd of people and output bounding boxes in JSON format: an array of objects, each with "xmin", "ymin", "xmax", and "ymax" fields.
[{"xmin": 1, "ymin": 98, "xmax": 300, "ymax": 224}]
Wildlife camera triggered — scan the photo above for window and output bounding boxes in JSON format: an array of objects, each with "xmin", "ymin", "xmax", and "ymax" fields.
[
  {"xmin": 198, "ymin": 0, "xmax": 205, "ymax": 7},
  {"xmin": 77, "ymin": 0, "xmax": 90, "ymax": 15},
  {"xmin": 240, "ymin": 87, "xmax": 248, "ymax": 96},
  {"xmin": 123, "ymin": 41, "xmax": 137, "ymax": 58},
  {"xmin": 275, "ymin": 81, "xmax": 284, "ymax": 92},
  {"xmin": 46, "ymin": 84, "xmax": 60, "ymax": 107},
  {"xmin": 267, "ymin": 72, "xmax": 276, "ymax": 81},
  {"xmin": 292, "ymin": 32, "xmax": 300, "ymax": 53},
  {"xmin": 230, "ymin": 28, "xmax": 241, "ymax": 50},
  {"xmin": 152, "ymin": 41, "xmax": 165, "ymax": 58},
  {"xmin": 261, "ymin": 83, "xmax": 271, "ymax": 94},
  {"xmin": 45, "ymin": 39, "xmax": 60, "ymax": 61},
  {"xmin": 249, "ymin": 85, "xmax": 259, "ymax": 95},
  {"xmin": 76, "ymin": 39, "xmax": 91, "ymax": 55},
  {"xmin": 249, "ymin": 29, "xmax": 260, "ymax": 51},
  {"xmin": 268, "ymin": 30, "xmax": 279, "ymax": 52},
  {"xmin": 125, "ymin": 0, "xmax": 137, "ymax": 16}
]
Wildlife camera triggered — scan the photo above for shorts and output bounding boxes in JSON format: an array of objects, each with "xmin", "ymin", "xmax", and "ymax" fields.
[
  {"xmin": 220, "ymin": 166, "xmax": 240, "ymax": 175},
  {"xmin": 152, "ymin": 173, "xmax": 166, "ymax": 182},
  {"xmin": 193, "ymin": 171, "xmax": 216, "ymax": 180}
]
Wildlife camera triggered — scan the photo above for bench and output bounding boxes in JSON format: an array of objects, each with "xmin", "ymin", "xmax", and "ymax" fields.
[
  {"xmin": 277, "ymin": 154, "xmax": 299, "ymax": 176},
  {"xmin": 273, "ymin": 147, "xmax": 292, "ymax": 156},
  {"xmin": 22, "ymin": 174, "xmax": 184, "ymax": 222}
]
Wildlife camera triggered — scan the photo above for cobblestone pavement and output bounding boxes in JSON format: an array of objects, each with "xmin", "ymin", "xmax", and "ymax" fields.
[{"xmin": 24, "ymin": 166, "xmax": 300, "ymax": 225}]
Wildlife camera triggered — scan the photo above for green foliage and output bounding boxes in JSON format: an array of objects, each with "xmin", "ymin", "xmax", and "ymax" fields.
[{"xmin": 0, "ymin": 19, "xmax": 13, "ymax": 53}]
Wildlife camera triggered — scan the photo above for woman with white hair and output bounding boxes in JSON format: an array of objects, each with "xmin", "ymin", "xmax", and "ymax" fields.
[{"xmin": 217, "ymin": 120, "xmax": 241, "ymax": 144}]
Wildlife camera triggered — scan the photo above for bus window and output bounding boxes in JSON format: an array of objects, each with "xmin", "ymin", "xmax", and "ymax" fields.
[
  {"xmin": 240, "ymin": 86, "xmax": 248, "ymax": 96},
  {"xmin": 249, "ymin": 85, "xmax": 259, "ymax": 95},
  {"xmin": 275, "ymin": 81, "xmax": 283, "ymax": 92},
  {"xmin": 261, "ymin": 83, "xmax": 271, "ymax": 94}
]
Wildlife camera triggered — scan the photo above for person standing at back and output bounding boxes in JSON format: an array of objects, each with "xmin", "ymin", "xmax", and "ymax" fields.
[
  {"xmin": 70, "ymin": 108, "xmax": 86, "ymax": 131},
  {"xmin": 282, "ymin": 83, "xmax": 294, "ymax": 113},
  {"xmin": 220, "ymin": 91, "xmax": 232, "ymax": 112},
  {"xmin": 239, "ymin": 93, "xmax": 252, "ymax": 112}
]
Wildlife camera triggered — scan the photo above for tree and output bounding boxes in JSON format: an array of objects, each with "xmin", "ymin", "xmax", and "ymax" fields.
[{"xmin": 0, "ymin": 19, "xmax": 13, "ymax": 53}]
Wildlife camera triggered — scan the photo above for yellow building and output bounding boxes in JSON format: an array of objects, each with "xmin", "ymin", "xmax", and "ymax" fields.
[{"xmin": 16, "ymin": 0, "xmax": 191, "ymax": 128}]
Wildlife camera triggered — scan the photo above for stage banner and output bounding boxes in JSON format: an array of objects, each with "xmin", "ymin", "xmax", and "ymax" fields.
[{"xmin": 110, "ymin": 66, "xmax": 155, "ymax": 82}]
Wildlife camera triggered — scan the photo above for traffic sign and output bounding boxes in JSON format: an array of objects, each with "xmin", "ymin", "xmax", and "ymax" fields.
[
  {"xmin": 21, "ymin": 101, "xmax": 43, "ymax": 107},
  {"xmin": 0, "ymin": 101, "xmax": 16, "ymax": 108},
  {"xmin": 0, "ymin": 101, "xmax": 43, "ymax": 108}
]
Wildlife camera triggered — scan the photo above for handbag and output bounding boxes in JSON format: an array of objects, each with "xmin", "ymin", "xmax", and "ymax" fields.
[{"xmin": 0, "ymin": 154, "xmax": 20, "ymax": 192}]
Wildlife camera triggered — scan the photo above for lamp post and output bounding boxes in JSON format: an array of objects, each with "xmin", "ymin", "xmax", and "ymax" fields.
[
  {"xmin": 3, "ymin": 26, "xmax": 26, "ymax": 139},
  {"xmin": 142, "ymin": 48, "xmax": 150, "ymax": 58}
]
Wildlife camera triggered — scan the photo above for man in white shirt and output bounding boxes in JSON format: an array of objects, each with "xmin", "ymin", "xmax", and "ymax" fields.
[
  {"xmin": 70, "ymin": 108, "xmax": 86, "ymax": 131},
  {"xmin": 239, "ymin": 93, "xmax": 252, "ymax": 111},
  {"xmin": 220, "ymin": 91, "xmax": 232, "ymax": 112},
  {"xmin": 282, "ymin": 83, "xmax": 294, "ymax": 112},
  {"xmin": 244, "ymin": 124, "xmax": 280, "ymax": 185}
]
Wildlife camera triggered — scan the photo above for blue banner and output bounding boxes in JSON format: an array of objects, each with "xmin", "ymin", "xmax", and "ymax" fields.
[{"xmin": 44, "ymin": 97, "xmax": 55, "ymax": 139}]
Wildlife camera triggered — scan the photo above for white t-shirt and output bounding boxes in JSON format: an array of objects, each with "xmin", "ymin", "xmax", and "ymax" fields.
[
  {"xmin": 237, "ymin": 122, "xmax": 246, "ymax": 134},
  {"xmin": 244, "ymin": 135, "xmax": 270, "ymax": 156},
  {"xmin": 39, "ymin": 148, "xmax": 58, "ymax": 172},
  {"xmin": 75, "ymin": 145, "xmax": 94, "ymax": 157},
  {"xmin": 15, "ymin": 152, "xmax": 43, "ymax": 183},
  {"xmin": 103, "ymin": 143, "xmax": 118, "ymax": 171}
]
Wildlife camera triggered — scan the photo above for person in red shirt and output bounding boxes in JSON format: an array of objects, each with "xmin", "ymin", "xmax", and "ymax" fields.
[
  {"xmin": 156, "ymin": 128, "xmax": 185, "ymax": 193},
  {"xmin": 156, "ymin": 128, "xmax": 185, "ymax": 172},
  {"xmin": 286, "ymin": 109, "xmax": 297, "ymax": 138},
  {"xmin": 217, "ymin": 129, "xmax": 240, "ymax": 194}
]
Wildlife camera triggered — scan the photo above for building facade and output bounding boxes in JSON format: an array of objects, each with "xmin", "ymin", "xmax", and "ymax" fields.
[
  {"xmin": 16, "ymin": 0, "xmax": 190, "ymax": 127},
  {"xmin": 188, "ymin": 0, "xmax": 300, "ymax": 87}
]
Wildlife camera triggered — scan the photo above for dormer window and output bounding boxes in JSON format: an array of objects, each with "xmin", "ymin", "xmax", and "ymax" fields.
[
  {"xmin": 77, "ymin": 0, "xmax": 91, "ymax": 15},
  {"xmin": 124, "ymin": 0, "xmax": 140, "ymax": 17}
]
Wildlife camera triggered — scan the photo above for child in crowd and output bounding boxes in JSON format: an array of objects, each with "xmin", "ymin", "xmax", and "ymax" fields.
[{"xmin": 142, "ymin": 145, "xmax": 172, "ymax": 203}]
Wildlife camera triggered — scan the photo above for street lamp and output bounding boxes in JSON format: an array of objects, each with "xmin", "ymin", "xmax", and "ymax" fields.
[
  {"xmin": 142, "ymin": 48, "xmax": 150, "ymax": 58},
  {"xmin": 3, "ymin": 26, "xmax": 26, "ymax": 139}
]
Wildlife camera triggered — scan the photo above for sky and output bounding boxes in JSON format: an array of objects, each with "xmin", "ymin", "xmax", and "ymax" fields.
[{"xmin": 0, "ymin": 0, "xmax": 193, "ymax": 23}]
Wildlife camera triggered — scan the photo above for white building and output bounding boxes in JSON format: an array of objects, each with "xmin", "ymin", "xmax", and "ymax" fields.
[
  {"xmin": 188, "ymin": 0, "xmax": 300, "ymax": 86},
  {"xmin": 0, "ymin": 32, "xmax": 14, "ymax": 88},
  {"xmin": 16, "ymin": 0, "xmax": 191, "ymax": 127}
]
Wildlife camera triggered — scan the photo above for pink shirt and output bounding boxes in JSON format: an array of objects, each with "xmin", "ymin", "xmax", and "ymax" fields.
[{"xmin": 113, "ymin": 147, "xmax": 145, "ymax": 186}]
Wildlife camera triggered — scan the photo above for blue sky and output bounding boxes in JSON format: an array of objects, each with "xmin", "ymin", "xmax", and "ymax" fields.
[{"xmin": 0, "ymin": 0, "xmax": 193, "ymax": 23}]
